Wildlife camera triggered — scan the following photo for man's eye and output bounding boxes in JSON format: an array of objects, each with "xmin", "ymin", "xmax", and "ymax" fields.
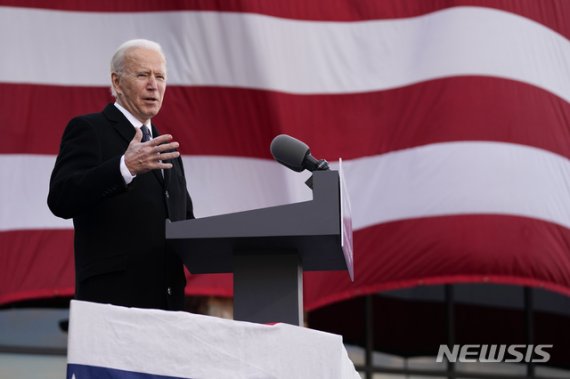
[
  {"xmin": 156, "ymin": 75, "xmax": 165, "ymax": 81},
  {"xmin": 137, "ymin": 73, "xmax": 149, "ymax": 79}
]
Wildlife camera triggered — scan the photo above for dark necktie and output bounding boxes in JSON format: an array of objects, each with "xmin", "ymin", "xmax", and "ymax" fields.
[{"xmin": 141, "ymin": 125, "xmax": 152, "ymax": 142}]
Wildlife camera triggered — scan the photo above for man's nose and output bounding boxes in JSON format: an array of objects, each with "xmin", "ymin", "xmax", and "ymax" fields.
[{"xmin": 146, "ymin": 75, "xmax": 158, "ymax": 89}]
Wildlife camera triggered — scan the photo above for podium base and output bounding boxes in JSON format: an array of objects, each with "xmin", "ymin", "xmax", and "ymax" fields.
[{"xmin": 233, "ymin": 253, "xmax": 303, "ymax": 326}]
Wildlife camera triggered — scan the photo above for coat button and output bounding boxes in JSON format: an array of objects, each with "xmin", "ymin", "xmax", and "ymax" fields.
[
  {"xmin": 165, "ymin": 190, "xmax": 170, "ymax": 199},
  {"xmin": 167, "ymin": 287, "xmax": 172, "ymax": 295}
]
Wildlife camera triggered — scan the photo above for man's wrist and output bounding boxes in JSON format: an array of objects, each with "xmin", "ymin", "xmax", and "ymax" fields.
[{"xmin": 120, "ymin": 155, "xmax": 135, "ymax": 184}]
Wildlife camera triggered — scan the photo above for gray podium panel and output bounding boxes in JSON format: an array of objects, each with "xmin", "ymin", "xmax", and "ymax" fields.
[{"xmin": 233, "ymin": 253, "xmax": 302, "ymax": 325}]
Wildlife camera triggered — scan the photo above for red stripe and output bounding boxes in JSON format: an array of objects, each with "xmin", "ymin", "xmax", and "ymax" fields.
[
  {"xmin": 0, "ymin": 228, "xmax": 234, "ymax": 305},
  {"xmin": 1, "ymin": 0, "xmax": 568, "ymax": 37},
  {"xmin": 185, "ymin": 273, "xmax": 233, "ymax": 299},
  {"xmin": 3, "ymin": 77, "xmax": 569, "ymax": 159},
  {"xmin": 0, "ymin": 229, "xmax": 75, "ymax": 305},
  {"xmin": 304, "ymin": 215, "xmax": 570, "ymax": 311},
  {"xmin": 3, "ymin": 215, "xmax": 570, "ymax": 308},
  {"xmin": 1, "ymin": 84, "xmax": 112, "ymax": 155}
]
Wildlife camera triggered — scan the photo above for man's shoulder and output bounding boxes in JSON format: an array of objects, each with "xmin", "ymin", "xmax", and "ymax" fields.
[
  {"xmin": 72, "ymin": 104, "xmax": 117, "ymax": 124},
  {"xmin": 71, "ymin": 112, "xmax": 104, "ymax": 126},
  {"xmin": 62, "ymin": 104, "xmax": 120, "ymax": 139}
]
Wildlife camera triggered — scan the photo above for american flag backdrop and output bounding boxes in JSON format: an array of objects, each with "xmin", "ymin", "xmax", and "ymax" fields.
[{"xmin": 1, "ymin": 0, "xmax": 569, "ymax": 311}]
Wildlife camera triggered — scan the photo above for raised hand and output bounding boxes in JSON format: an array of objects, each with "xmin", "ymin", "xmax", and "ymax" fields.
[{"xmin": 124, "ymin": 128, "xmax": 180, "ymax": 175}]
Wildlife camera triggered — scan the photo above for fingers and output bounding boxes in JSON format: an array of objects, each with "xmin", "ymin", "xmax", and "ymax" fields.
[
  {"xmin": 125, "ymin": 132, "xmax": 182, "ymax": 175},
  {"xmin": 149, "ymin": 134, "xmax": 173, "ymax": 145},
  {"xmin": 143, "ymin": 159, "xmax": 174, "ymax": 171},
  {"xmin": 159, "ymin": 151, "xmax": 180, "ymax": 161},
  {"xmin": 136, "ymin": 150, "xmax": 179, "ymax": 171},
  {"xmin": 156, "ymin": 162, "xmax": 174, "ymax": 170},
  {"xmin": 139, "ymin": 135, "xmax": 179, "ymax": 152},
  {"xmin": 153, "ymin": 141, "xmax": 180, "ymax": 153}
]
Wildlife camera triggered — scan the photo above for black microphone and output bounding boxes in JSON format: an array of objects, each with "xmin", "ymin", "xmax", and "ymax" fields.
[{"xmin": 270, "ymin": 134, "xmax": 329, "ymax": 172}]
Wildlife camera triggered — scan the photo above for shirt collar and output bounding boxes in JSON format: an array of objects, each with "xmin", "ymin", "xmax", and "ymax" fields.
[{"xmin": 113, "ymin": 102, "xmax": 152, "ymax": 130}]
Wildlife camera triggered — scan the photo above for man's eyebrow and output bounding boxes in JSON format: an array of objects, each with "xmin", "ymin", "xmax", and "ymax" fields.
[{"xmin": 136, "ymin": 69, "xmax": 164, "ymax": 73}]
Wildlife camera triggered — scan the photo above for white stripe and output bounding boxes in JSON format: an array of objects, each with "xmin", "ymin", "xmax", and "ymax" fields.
[
  {"xmin": 0, "ymin": 7, "xmax": 569, "ymax": 100},
  {"xmin": 0, "ymin": 155, "xmax": 73, "ymax": 231},
  {"xmin": 0, "ymin": 154, "xmax": 313, "ymax": 232},
  {"xmin": 343, "ymin": 142, "xmax": 570, "ymax": 230},
  {"xmin": 2, "ymin": 142, "xmax": 570, "ymax": 231}
]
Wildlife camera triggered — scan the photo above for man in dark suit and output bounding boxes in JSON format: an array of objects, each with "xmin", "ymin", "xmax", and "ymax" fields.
[{"xmin": 48, "ymin": 39, "xmax": 193, "ymax": 311}]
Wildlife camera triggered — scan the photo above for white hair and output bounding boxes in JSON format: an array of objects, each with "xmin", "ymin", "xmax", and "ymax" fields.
[{"xmin": 110, "ymin": 39, "xmax": 166, "ymax": 97}]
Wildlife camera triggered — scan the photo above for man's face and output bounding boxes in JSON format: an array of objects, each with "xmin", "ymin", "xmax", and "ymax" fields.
[{"xmin": 112, "ymin": 47, "xmax": 167, "ymax": 123}]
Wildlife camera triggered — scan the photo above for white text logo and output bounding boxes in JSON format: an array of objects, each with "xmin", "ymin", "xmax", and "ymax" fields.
[{"xmin": 436, "ymin": 344, "xmax": 552, "ymax": 363}]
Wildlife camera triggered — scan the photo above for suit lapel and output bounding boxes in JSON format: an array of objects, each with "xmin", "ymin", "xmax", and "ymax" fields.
[{"xmin": 103, "ymin": 104, "xmax": 136, "ymax": 144}]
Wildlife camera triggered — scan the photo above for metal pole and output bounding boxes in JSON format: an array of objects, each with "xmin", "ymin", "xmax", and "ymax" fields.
[
  {"xmin": 365, "ymin": 294, "xmax": 374, "ymax": 379},
  {"xmin": 445, "ymin": 284, "xmax": 455, "ymax": 379},
  {"xmin": 525, "ymin": 287, "xmax": 535, "ymax": 378}
]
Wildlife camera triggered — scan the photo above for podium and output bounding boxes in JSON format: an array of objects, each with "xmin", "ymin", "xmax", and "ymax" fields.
[{"xmin": 166, "ymin": 168, "xmax": 353, "ymax": 326}]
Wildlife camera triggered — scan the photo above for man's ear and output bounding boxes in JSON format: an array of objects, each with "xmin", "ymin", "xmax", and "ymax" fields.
[{"xmin": 111, "ymin": 72, "xmax": 121, "ymax": 95}]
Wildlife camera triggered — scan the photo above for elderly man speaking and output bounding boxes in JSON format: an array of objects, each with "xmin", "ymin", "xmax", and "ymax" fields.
[{"xmin": 48, "ymin": 39, "xmax": 194, "ymax": 311}]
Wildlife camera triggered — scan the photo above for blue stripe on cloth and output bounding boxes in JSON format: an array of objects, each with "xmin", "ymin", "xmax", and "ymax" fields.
[{"xmin": 67, "ymin": 364, "xmax": 192, "ymax": 379}]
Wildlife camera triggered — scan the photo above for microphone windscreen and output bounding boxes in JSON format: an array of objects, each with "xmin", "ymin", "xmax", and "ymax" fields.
[{"xmin": 270, "ymin": 134, "xmax": 309, "ymax": 172}]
